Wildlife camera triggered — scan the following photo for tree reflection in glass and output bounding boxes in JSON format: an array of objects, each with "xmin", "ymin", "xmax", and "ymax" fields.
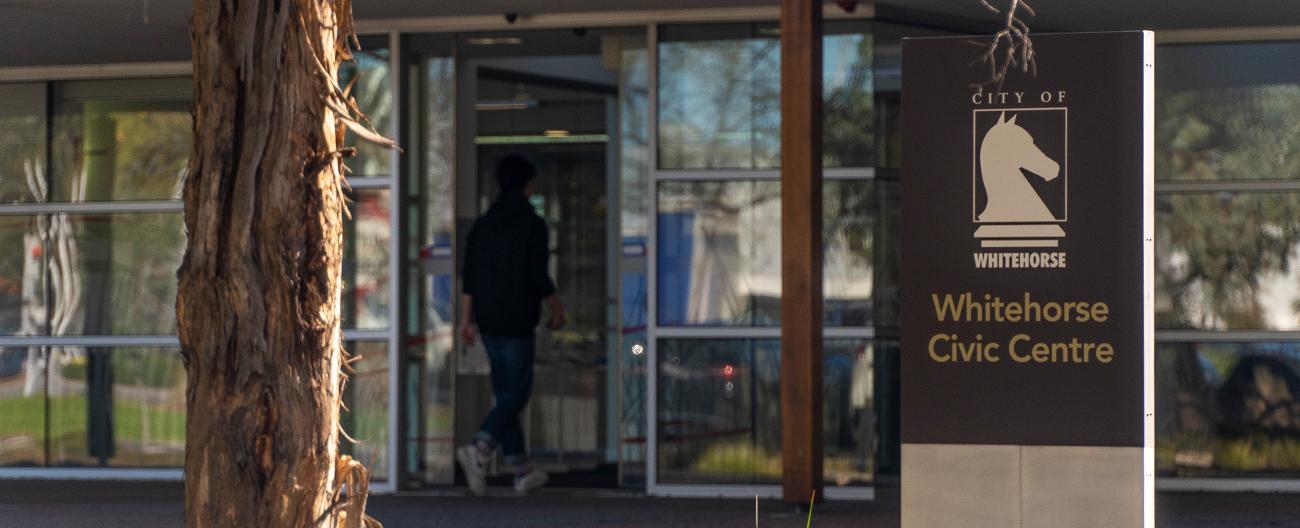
[{"xmin": 1156, "ymin": 84, "xmax": 1300, "ymax": 330}]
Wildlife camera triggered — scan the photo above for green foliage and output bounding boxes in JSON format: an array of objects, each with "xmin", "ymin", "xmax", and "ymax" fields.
[
  {"xmin": 688, "ymin": 441, "xmax": 873, "ymax": 485},
  {"xmin": 1156, "ymin": 86, "xmax": 1300, "ymax": 329},
  {"xmin": 0, "ymin": 394, "xmax": 184, "ymax": 445},
  {"xmin": 1159, "ymin": 431, "xmax": 1300, "ymax": 475},
  {"xmin": 691, "ymin": 442, "xmax": 782, "ymax": 478},
  {"xmin": 822, "ymin": 33, "xmax": 875, "ymax": 168}
]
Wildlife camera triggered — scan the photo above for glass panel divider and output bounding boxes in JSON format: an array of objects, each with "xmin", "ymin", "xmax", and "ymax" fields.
[
  {"xmin": 0, "ymin": 201, "xmax": 184, "ymax": 215},
  {"xmin": 1157, "ymin": 330, "xmax": 1300, "ymax": 342},
  {"xmin": 348, "ymin": 177, "xmax": 394, "ymax": 189},
  {"xmin": 1155, "ymin": 181, "xmax": 1300, "ymax": 193}
]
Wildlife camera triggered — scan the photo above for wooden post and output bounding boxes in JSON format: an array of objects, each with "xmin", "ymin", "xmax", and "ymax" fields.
[{"xmin": 780, "ymin": 0, "xmax": 824, "ymax": 505}]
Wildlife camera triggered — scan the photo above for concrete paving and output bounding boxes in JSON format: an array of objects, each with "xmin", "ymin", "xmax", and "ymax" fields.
[{"xmin": 0, "ymin": 481, "xmax": 1297, "ymax": 527}]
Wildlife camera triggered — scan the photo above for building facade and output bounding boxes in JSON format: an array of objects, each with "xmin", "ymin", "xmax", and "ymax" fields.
[{"xmin": 1, "ymin": 1, "xmax": 1299, "ymax": 496}]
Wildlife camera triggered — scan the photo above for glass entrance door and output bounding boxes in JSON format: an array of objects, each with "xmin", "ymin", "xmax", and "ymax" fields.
[
  {"xmin": 476, "ymin": 140, "xmax": 610, "ymax": 475},
  {"xmin": 459, "ymin": 32, "xmax": 626, "ymax": 485},
  {"xmin": 404, "ymin": 27, "xmax": 649, "ymax": 489}
]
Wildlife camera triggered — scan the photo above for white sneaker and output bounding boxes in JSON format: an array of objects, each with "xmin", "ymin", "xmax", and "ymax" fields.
[
  {"xmin": 456, "ymin": 444, "xmax": 487, "ymax": 496},
  {"xmin": 513, "ymin": 469, "xmax": 549, "ymax": 494}
]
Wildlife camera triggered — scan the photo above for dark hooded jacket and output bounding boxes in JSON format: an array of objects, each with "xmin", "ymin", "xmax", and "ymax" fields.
[{"xmin": 462, "ymin": 193, "xmax": 557, "ymax": 337}]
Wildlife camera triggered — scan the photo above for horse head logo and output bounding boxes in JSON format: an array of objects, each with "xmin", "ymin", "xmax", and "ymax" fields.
[{"xmin": 977, "ymin": 112, "xmax": 1060, "ymax": 223}]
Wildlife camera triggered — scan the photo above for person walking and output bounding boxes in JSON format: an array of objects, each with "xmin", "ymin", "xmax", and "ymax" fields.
[{"xmin": 456, "ymin": 154, "xmax": 565, "ymax": 496}]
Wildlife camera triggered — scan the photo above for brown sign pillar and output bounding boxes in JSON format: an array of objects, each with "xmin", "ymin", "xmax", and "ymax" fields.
[
  {"xmin": 900, "ymin": 32, "xmax": 1155, "ymax": 528},
  {"xmin": 779, "ymin": 0, "xmax": 824, "ymax": 505}
]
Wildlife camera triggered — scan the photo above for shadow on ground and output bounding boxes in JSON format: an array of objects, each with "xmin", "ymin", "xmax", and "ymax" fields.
[{"xmin": 0, "ymin": 481, "xmax": 1297, "ymax": 527}]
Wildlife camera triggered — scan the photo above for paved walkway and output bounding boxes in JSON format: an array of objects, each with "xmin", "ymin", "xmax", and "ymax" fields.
[{"xmin": 1, "ymin": 481, "xmax": 1297, "ymax": 527}]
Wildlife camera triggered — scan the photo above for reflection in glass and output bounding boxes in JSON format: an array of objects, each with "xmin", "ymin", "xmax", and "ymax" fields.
[
  {"xmin": 873, "ymin": 339, "xmax": 901, "ymax": 473},
  {"xmin": 339, "ymin": 44, "xmax": 393, "ymax": 179},
  {"xmin": 873, "ymin": 178, "xmax": 901, "ymax": 329},
  {"xmin": 658, "ymin": 27, "xmax": 780, "ymax": 170},
  {"xmin": 822, "ymin": 31, "xmax": 875, "ymax": 168},
  {"xmin": 656, "ymin": 338, "xmax": 875, "ymax": 486},
  {"xmin": 1158, "ymin": 86, "xmax": 1300, "ymax": 182},
  {"xmin": 342, "ymin": 341, "xmax": 389, "ymax": 481},
  {"xmin": 421, "ymin": 56, "xmax": 457, "ymax": 262},
  {"xmin": 0, "ymin": 213, "xmax": 185, "ymax": 337},
  {"xmin": 51, "ymin": 79, "xmax": 192, "ymax": 202},
  {"xmin": 0, "ymin": 215, "xmax": 44, "ymax": 338},
  {"xmin": 622, "ymin": 38, "xmax": 652, "ymax": 243},
  {"xmin": 657, "ymin": 24, "xmax": 872, "ymax": 170},
  {"xmin": 620, "ymin": 319, "xmax": 648, "ymax": 475},
  {"xmin": 0, "ymin": 347, "xmax": 45, "ymax": 466},
  {"xmin": 871, "ymin": 22, "xmax": 956, "ymax": 170},
  {"xmin": 0, "ymin": 83, "xmax": 47, "ymax": 204},
  {"xmin": 657, "ymin": 339, "xmax": 781, "ymax": 484},
  {"xmin": 1156, "ymin": 192, "xmax": 1300, "ymax": 330},
  {"xmin": 1157, "ymin": 43, "xmax": 1300, "ymax": 182},
  {"xmin": 45, "ymin": 347, "xmax": 185, "ymax": 467},
  {"xmin": 407, "ymin": 55, "xmax": 457, "ymax": 485},
  {"xmin": 824, "ymin": 180, "xmax": 875, "ymax": 326},
  {"xmin": 1156, "ymin": 341, "xmax": 1300, "ymax": 477},
  {"xmin": 109, "ymin": 348, "xmax": 186, "ymax": 466},
  {"xmin": 823, "ymin": 339, "xmax": 875, "ymax": 487},
  {"xmin": 619, "ymin": 36, "xmax": 652, "ymax": 483},
  {"xmin": 45, "ymin": 347, "xmax": 88, "ymax": 465},
  {"xmin": 657, "ymin": 181, "xmax": 782, "ymax": 326},
  {"xmin": 656, "ymin": 180, "xmax": 879, "ymax": 327},
  {"xmin": 342, "ymin": 190, "xmax": 391, "ymax": 330}
]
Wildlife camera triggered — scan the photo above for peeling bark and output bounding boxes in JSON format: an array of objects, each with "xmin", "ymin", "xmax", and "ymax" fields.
[{"xmin": 179, "ymin": 1, "xmax": 381, "ymax": 526}]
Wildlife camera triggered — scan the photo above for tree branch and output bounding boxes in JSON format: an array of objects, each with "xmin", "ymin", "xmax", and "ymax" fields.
[{"xmin": 969, "ymin": 0, "xmax": 1038, "ymax": 90}]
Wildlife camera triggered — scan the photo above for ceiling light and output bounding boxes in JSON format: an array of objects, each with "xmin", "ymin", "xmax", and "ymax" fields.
[
  {"xmin": 475, "ymin": 99, "xmax": 538, "ymax": 111},
  {"xmin": 475, "ymin": 134, "xmax": 609, "ymax": 145},
  {"xmin": 468, "ymin": 37, "xmax": 524, "ymax": 46},
  {"xmin": 543, "ymin": 129, "xmax": 570, "ymax": 137}
]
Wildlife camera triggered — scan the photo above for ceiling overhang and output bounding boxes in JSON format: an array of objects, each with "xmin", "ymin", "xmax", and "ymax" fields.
[{"xmin": 0, "ymin": 0, "xmax": 1298, "ymax": 69}]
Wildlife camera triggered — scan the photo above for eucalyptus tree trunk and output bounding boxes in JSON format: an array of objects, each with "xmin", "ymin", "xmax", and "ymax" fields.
[{"xmin": 179, "ymin": 1, "xmax": 385, "ymax": 526}]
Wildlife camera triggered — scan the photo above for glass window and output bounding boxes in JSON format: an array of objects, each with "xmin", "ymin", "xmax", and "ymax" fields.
[
  {"xmin": 823, "ymin": 339, "xmax": 876, "ymax": 487},
  {"xmin": 339, "ymin": 38, "xmax": 393, "ymax": 179},
  {"xmin": 656, "ymin": 22, "xmax": 873, "ymax": 170},
  {"xmin": 657, "ymin": 338, "xmax": 782, "ymax": 484},
  {"xmin": 0, "ymin": 346, "xmax": 45, "ymax": 466},
  {"xmin": 619, "ymin": 35, "xmax": 652, "ymax": 482},
  {"xmin": 622, "ymin": 37, "xmax": 652, "ymax": 245},
  {"xmin": 1156, "ymin": 192, "xmax": 1300, "ymax": 331},
  {"xmin": 822, "ymin": 29, "xmax": 875, "ymax": 168},
  {"xmin": 406, "ymin": 53, "xmax": 457, "ymax": 486},
  {"xmin": 1156, "ymin": 341, "xmax": 1300, "ymax": 477},
  {"xmin": 50, "ymin": 78, "xmax": 192, "ymax": 202},
  {"xmin": 1158, "ymin": 43, "xmax": 1300, "ymax": 182},
  {"xmin": 872, "ymin": 178, "xmax": 901, "ymax": 329},
  {"xmin": 658, "ymin": 24, "xmax": 781, "ymax": 170},
  {"xmin": 45, "ymin": 347, "xmax": 185, "ymax": 467},
  {"xmin": 0, "ymin": 214, "xmax": 42, "ymax": 337},
  {"xmin": 0, "ymin": 83, "xmax": 47, "ymax": 204},
  {"xmin": 341, "ymin": 340, "xmax": 389, "ymax": 481},
  {"xmin": 824, "ymin": 179, "xmax": 875, "ymax": 326},
  {"xmin": 0, "ymin": 212, "xmax": 185, "ymax": 337},
  {"xmin": 420, "ymin": 56, "xmax": 457, "ymax": 261},
  {"xmin": 656, "ymin": 180, "xmax": 879, "ymax": 327},
  {"xmin": 657, "ymin": 180, "xmax": 782, "ymax": 326},
  {"xmin": 342, "ymin": 189, "xmax": 391, "ymax": 330},
  {"xmin": 656, "ymin": 338, "xmax": 876, "ymax": 486}
]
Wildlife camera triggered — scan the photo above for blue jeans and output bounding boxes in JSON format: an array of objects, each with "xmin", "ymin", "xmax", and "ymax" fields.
[{"xmin": 474, "ymin": 334, "xmax": 535, "ymax": 465}]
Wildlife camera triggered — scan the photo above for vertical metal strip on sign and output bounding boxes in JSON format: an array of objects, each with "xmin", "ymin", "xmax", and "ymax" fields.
[{"xmin": 1142, "ymin": 30, "xmax": 1156, "ymax": 528}]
